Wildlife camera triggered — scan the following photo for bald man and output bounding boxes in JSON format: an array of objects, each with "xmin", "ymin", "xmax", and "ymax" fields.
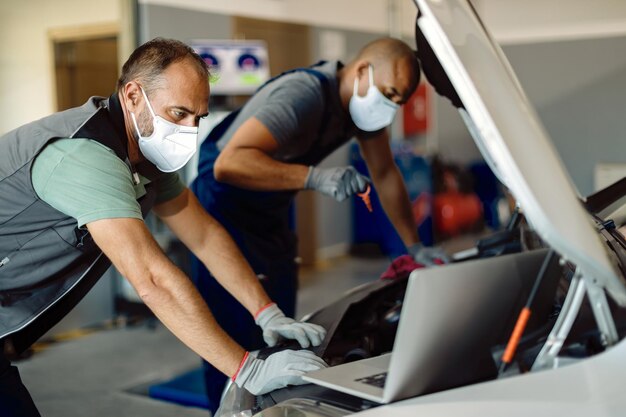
[{"xmin": 191, "ymin": 37, "xmax": 445, "ymax": 411}]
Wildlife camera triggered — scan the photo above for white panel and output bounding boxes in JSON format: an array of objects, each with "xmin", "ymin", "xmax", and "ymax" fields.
[{"xmin": 595, "ymin": 163, "xmax": 626, "ymax": 191}]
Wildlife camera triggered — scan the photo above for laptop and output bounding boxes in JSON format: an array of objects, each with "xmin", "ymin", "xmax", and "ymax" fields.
[{"xmin": 303, "ymin": 249, "xmax": 560, "ymax": 403}]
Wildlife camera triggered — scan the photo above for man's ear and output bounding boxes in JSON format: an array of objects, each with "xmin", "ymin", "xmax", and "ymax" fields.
[
  {"xmin": 122, "ymin": 81, "xmax": 142, "ymax": 113},
  {"xmin": 354, "ymin": 60, "xmax": 370, "ymax": 79}
]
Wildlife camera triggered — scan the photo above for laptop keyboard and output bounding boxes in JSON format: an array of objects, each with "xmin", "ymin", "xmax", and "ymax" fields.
[{"xmin": 355, "ymin": 372, "xmax": 387, "ymax": 388}]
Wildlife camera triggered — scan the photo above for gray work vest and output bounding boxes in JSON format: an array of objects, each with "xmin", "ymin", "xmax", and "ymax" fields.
[{"xmin": 0, "ymin": 95, "xmax": 158, "ymax": 353}]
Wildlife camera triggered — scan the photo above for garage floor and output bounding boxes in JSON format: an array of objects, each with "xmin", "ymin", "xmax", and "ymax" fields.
[{"xmin": 15, "ymin": 256, "xmax": 388, "ymax": 417}]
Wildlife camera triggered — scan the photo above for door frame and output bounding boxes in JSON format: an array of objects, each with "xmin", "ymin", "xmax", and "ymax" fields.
[{"xmin": 48, "ymin": 22, "xmax": 119, "ymax": 112}]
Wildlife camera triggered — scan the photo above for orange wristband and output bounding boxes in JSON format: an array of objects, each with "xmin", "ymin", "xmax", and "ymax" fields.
[
  {"xmin": 254, "ymin": 302, "xmax": 276, "ymax": 320},
  {"xmin": 232, "ymin": 351, "xmax": 250, "ymax": 381}
]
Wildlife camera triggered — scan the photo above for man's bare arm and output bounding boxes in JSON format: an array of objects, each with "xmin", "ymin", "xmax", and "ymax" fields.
[
  {"xmin": 358, "ymin": 132, "xmax": 419, "ymax": 247},
  {"xmin": 87, "ymin": 217, "xmax": 245, "ymax": 376},
  {"xmin": 214, "ymin": 117, "xmax": 309, "ymax": 191},
  {"xmin": 153, "ymin": 188, "xmax": 272, "ymax": 315}
]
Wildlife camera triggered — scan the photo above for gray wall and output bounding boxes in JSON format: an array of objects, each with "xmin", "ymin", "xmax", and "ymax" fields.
[
  {"xmin": 434, "ymin": 95, "xmax": 481, "ymax": 164},
  {"xmin": 502, "ymin": 36, "xmax": 626, "ymax": 195},
  {"xmin": 434, "ymin": 35, "xmax": 626, "ymax": 196},
  {"xmin": 139, "ymin": 3, "xmax": 232, "ymax": 42}
]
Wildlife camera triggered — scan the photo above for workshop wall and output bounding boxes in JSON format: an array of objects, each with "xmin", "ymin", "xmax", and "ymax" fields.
[
  {"xmin": 429, "ymin": 34, "xmax": 626, "ymax": 195},
  {"xmin": 0, "ymin": 0, "xmax": 121, "ymax": 134},
  {"xmin": 139, "ymin": 0, "xmax": 416, "ymax": 39},
  {"xmin": 502, "ymin": 35, "xmax": 626, "ymax": 196}
]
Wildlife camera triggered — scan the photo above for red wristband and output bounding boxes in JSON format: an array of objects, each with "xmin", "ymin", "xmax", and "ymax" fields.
[
  {"xmin": 254, "ymin": 302, "xmax": 276, "ymax": 320},
  {"xmin": 231, "ymin": 351, "xmax": 250, "ymax": 382}
]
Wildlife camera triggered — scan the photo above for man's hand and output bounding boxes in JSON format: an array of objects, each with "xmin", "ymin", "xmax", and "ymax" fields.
[
  {"xmin": 304, "ymin": 166, "xmax": 369, "ymax": 202},
  {"xmin": 408, "ymin": 243, "xmax": 450, "ymax": 266},
  {"xmin": 233, "ymin": 350, "xmax": 327, "ymax": 395},
  {"xmin": 255, "ymin": 303, "xmax": 327, "ymax": 348}
]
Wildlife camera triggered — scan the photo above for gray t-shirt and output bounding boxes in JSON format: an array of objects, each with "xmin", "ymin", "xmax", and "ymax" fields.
[{"xmin": 216, "ymin": 60, "xmax": 378, "ymax": 166}]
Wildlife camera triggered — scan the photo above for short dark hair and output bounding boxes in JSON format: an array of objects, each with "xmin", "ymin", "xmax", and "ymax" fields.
[{"xmin": 117, "ymin": 37, "xmax": 209, "ymax": 94}]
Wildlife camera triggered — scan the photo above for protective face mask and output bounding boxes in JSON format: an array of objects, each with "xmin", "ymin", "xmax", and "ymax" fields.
[
  {"xmin": 130, "ymin": 87, "xmax": 199, "ymax": 173},
  {"xmin": 349, "ymin": 65, "xmax": 399, "ymax": 132}
]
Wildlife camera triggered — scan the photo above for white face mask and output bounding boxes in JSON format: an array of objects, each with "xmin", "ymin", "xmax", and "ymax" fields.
[
  {"xmin": 130, "ymin": 87, "xmax": 199, "ymax": 173},
  {"xmin": 349, "ymin": 65, "xmax": 399, "ymax": 132}
]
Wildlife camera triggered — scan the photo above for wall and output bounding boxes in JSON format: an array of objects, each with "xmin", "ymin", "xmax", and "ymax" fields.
[
  {"xmin": 140, "ymin": 0, "xmax": 417, "ymax": 39},
  {"xmin": 0, "ymin": 0, "xmax": 121, "ymax": 134},
  {"xmin": 475, "ymin": 0, "xmax": 626, "ymax": 44},
  {"xmin": 139, "ymin": 0, "xmax": 626, "ymax": 49},
  {"xmin": 502, "ymin": 36, "xmax": 626, "ymax": 195},
  {"xmin": 431, "ymin": 1, "xmax": 626, "ymax": 195},
  {"xmin": 138, "ymin": 3, "xmax": 231, "ymax": 43}
]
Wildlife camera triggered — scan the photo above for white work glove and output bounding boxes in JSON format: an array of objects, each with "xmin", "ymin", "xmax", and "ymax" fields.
[
  {"xmin": 255, "ymin": 303, "xmax": 327, "ymax": 348},
  {"xmin": 304, "ymin": 166, "xmax": 369, "ymax": 202},
  {"xmin": 408, "ymin": 243, "xmax": 450, "ymax": 266},
  {"xmin": 233, "ymin": 350, "xmax": 328, "ymax": 395}
]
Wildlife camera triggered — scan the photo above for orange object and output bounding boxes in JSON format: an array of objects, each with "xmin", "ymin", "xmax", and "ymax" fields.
[
  {"xmin": 433, "ymin": 191, "xmax": 482, "ymax": 236},
  {"xmin": 358, "ymin": 185, "xmax": 373, "ymax": 213},
  {"xmin": 501, "ymin": 307, "xmax": 532, "ymax": 365}
]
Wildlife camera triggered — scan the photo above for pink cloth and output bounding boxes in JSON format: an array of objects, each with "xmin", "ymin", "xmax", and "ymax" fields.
[{"xmin": 380, "ymin": 255, "xmax": 425, "ymax": 280}]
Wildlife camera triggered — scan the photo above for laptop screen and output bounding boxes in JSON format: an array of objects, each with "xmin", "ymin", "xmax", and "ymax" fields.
[{"xmin": 385, "ymin": 249, "xmax": 560, "ymax": 401}]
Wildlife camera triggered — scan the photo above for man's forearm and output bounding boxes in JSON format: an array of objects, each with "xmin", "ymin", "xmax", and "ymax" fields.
[
  {"xmin": 88, "ymin": 217, "xmax": 246, "ymax": 377},
  {"xmin": 139, "ymin": 258, "xmax": 246, "ymax": 376},
  {"xmin": 215, "ymin": 146, "xmax": 309, "ymax": 191},
  {"xmin": 371, "ymin": 167, "xmax": 420, "ymax": 247},
  {"xmin": 214, "ymin": 117, "xmax": 309, "ymax": 191},
  {"xmin": 193, "ymin": 214, "xmax": 272, "ymax": 315},
  {"xmin": 154, "ymin": 189, "xmax": 272, "ymax": 316}
]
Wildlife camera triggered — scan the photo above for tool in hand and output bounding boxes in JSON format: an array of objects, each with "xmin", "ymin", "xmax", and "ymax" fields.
[{"xmin": 357, "ymin": 184, "xmax": 373, "ymax": 213}]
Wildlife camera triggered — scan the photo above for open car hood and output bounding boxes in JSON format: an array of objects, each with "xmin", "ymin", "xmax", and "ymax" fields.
[{"xmin": 414, "ymin": 0, "xmax": 626, "ymax": 305}]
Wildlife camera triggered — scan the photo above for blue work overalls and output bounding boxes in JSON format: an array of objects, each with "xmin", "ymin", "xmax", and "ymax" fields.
[{"xmin": 190, "ymin": 64, "xmax": 332, "ymax": 412}]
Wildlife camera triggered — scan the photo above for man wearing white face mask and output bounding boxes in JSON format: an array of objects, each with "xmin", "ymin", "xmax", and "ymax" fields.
[
  {"xmin": 0, "ymin": 38, "xmax": 327, "ymax": 417},
  {"xmin": 191, "ymin": 37, "xmax": 449, "ymax": 410},
  {"xmin": 130, "ymin": 86, "xmax": 201, "ymax": 173}
]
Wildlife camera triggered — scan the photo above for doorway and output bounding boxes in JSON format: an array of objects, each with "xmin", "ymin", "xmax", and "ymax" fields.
[{"xmin": 51, "ymin": 24, "xmax": 119, "ymax": 111}]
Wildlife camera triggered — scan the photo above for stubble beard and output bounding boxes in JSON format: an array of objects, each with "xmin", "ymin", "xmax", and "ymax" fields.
[{"xmin": 135, "ymin": 107, "xmax": 155, "ymax": 140}]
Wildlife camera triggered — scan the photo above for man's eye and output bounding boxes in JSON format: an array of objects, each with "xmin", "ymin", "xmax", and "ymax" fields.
[{"xmin": 173, "ymin": 111, "xmax": 185, "ymax": 119}]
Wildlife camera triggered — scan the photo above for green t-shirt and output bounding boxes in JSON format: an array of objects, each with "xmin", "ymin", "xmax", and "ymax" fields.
[{"xmin": 31, "ymin": 138, "xmax": 185, "ymax": 227}]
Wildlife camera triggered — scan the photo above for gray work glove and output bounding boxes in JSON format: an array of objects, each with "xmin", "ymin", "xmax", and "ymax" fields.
[
  {"xmin": 408, "ymin": 243, "xmax": 451, "ymax": 266},
  {"xmin": 304, "ymin": 166, "xmax": 369, "ymax": 202},
  {"xmin": 255, "ymin": 303, "xmax": 327, "ymax": 348},
  {"xmin": 233, "ymin": 350, "xmax": 328, "ymax": 395}
]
